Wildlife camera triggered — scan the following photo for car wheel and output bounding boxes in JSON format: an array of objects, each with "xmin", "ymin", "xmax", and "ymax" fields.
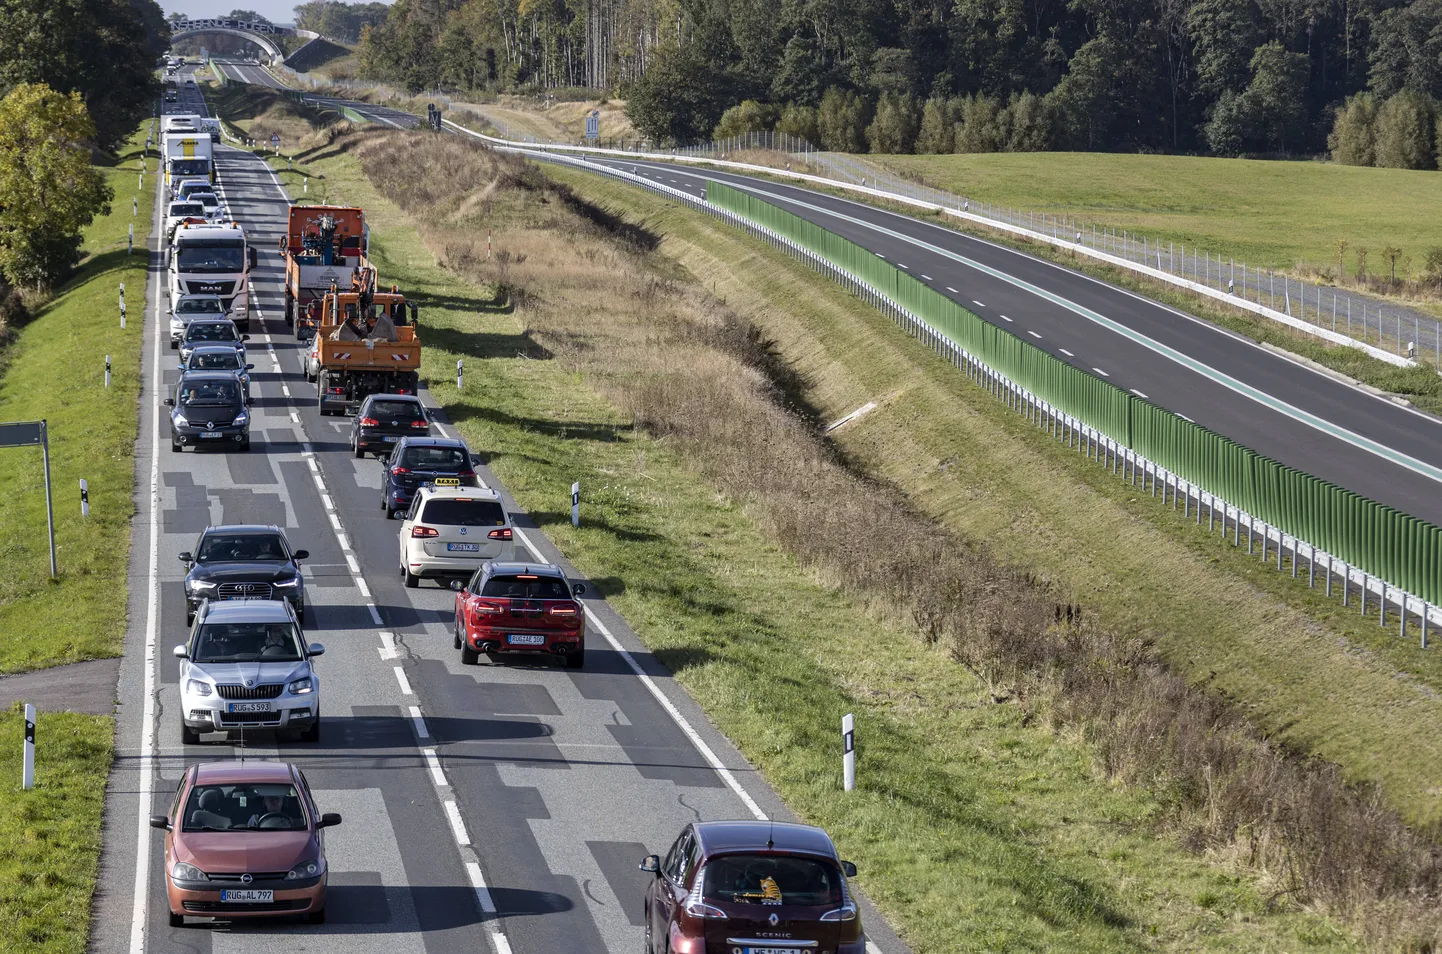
[
  {"xmin": 169, "ymin": 910, "xmax": 184, "ymax": 928},
  {"xmin": 300, "ymin": 716, "xmax": 320, "ymax": 743},
  {"xmin": 181, "ymin": 723, "xmax": 200, "ymax": 745},
  {"xmin": 295, "ymin": 603, "xmax": 306, "ymax": 625},
  {"xmin": 170, "ymin": 340, "xmax": 178, "ymax": 351},
  {"xmin": 403, "ymin": 566, "xmax": 419, "ymax": 589},
  {"xmin": 185, "ymin": 610, "xmax": 195, "ymax": 628},
  {"xmin": 307, "ymin": 907, "xmax": 326, "ymax": 924},
  {"xmin": 353, "ymin": 439, "xmax": 363, "ymax": 459},
  {"xmin": 566, "ymin": 646, "xmax": 585, "ymax": 670},
  {"xmin": 454, "ymin": 620, "xmax": 464, "ymax": 649},
  {"xmin": 460, "ymin": 643, "xmax": 479, "ymax": 666},
  {"xmin": 238, "ymin": 438, "xmax": 250, "ymax": 452},
  {"xmin": 171, "ymin": 439, "xmax": 182, "ymax": 452}
]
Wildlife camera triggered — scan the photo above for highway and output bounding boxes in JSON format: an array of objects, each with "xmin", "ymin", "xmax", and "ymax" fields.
[
  {"xmin": 93, "ymin": 68, "xmax": 908, "ymax": 953},
  {"xmin": 219, "ymin": 58, "xmax": 1442, "ymax": 530}
]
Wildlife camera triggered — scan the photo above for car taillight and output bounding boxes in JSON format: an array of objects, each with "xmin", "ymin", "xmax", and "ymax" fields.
[
  {"xmin": 328, "ymin": 387, "xmax": 345, "ymax": 394},
  {"xmin": 458, "ymin": 469, "xmax": 476, "ymax": 479},
  {"xmin": 473, "ymin": 601, "xmax": 503, "ymax": 614},
  {"xmin": 411, "ymin": 526, "xmax": 438, "ymax": 537},
  {"xmin": 487, "ymin": 528, "xmax": 512, "ymax": 540},
  {"xmin": 682, "ymin": 884, "xmax": 727, "ymax": 920},
  {"xmin": 547, "ymin": 603, "xmax": 577, "ymax": 616},
  {"xmin": 392, "ymin": 466, "xmax": 409, "ymax": 475},
  {"xmin": 410, "ymin": 420, "xmax": 427, "ymax": 428},
  {"xmin": 820, "ymin": 902, "xmax": 859, "ymax": 922},
  {"xmin": 359, "ymin": 417, "xmax": 379, "ymax": 426}
]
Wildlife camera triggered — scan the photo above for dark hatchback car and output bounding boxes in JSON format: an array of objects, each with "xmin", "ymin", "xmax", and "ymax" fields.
[
  {"xmin": 641, "ymin": 821, "xmax": 864, "ymax": 954},
  {"xmin": 181, "ymin": 525, "xmax": 309, "ymax": 625},
  {"xmin": 181, "ymin": 345, "xmax": 255, "ymax": 399},
  {"xmin": 167, "ymin": 371, "xmax": 250, "ymax": 452},
  {"xmin": 350, "ymin": 393, "xmax": 429, "ymax": 459},
  {"xmin": 379, "ymin": 437, "xmax": 479, "ymax": 518}
]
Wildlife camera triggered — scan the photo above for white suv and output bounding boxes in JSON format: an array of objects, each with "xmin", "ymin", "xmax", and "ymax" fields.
[
  {"xmin": 398, "ymin": 486, "xmax": 514, "ymax": 588},
  {"xmin": 174, "ymin": 599, "xmax": 323, "ymax": 744}
]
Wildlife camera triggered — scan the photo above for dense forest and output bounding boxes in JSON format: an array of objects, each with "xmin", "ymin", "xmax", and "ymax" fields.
[
  {"xmin": 294, "ymin": 0, "xmax": 392, "ymax": 44},
  {"xmin": 349, "ymin": 0, "xmax": 1442, "ymax": 162}
]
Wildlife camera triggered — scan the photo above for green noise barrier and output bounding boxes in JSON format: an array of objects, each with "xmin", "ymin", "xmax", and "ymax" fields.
[{"xmin": 706, "ymin": 180, "xmax": 1442, "ymax": 608}]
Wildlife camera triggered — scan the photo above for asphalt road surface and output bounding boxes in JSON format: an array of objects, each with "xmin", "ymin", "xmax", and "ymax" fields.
[{"xmin": 92, "ymin": 70, "xmax": 907, "ymax": 954}]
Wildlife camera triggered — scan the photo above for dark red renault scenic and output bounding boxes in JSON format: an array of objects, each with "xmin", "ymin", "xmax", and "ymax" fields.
[{"xmin": 641, "ymin": 820, "xmax": 864, "ymax": 954}]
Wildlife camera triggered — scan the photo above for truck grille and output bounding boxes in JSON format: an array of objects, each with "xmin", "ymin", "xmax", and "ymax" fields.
[
  {"xmin": 217, "ymin": 582, "xmax": 273, "ymax": 599},
  {"xmin": 185, "ymin": 280, "xmax": 236, "ymax": 296},
  {"xmin": 216, "ymin": 683, "xmax": 283, "ymax": 700}
]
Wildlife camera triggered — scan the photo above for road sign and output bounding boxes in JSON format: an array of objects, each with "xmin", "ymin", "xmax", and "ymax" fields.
[
  {"xmin": 270, "ymin": 133, "xmax": 281, "ymax": 146},
  {"xmin": 0, "ymin": 421, "xmax": 43, "ymax": 446},
  {"xmin": 585, "ymin": 110, "xmax": 600, "ymax": 141}
]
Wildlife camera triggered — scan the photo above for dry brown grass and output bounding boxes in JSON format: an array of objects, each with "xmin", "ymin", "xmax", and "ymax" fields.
[{"xmin": 350, "ymin": 128, "xmax": 1442, "ymax": 949}]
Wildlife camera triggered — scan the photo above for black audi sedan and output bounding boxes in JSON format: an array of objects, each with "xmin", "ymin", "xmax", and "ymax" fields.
[
  {"xmin": 179, "ymin": 525, "xmax": 309, "ymax": 625},
  {"xmin": 350, "ymin": 393, "xmax": 430, "ymax": 459}
]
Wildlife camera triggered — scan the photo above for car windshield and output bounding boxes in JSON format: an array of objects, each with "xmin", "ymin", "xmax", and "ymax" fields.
[
  {"xmin": 175, "ymin": 298, "xmax": 224, "ymax": 315},
  {"xmin": 192, "ymin": 621, "xmax": 304, "ymax": 663},
  {"xmin": 191, "ymin": 351, "xmax": 241, "ymax": 370},
  {"xmin": 177, "ymin": 241, "xmax": 244, "ymax": 273},
  {"xmin": 420, "ymin": 499, "xmax": 505, "ymax": 527},
  {"xmin": 480, "ymin": 574, "xmax": 571, "ymax": 599},
  {"xmin": 182, "ymin": 782, "xmax": 307, "ymax": 832},
  {"xmin": 178, "ymin": 379, "xmax": 241, "ymax": 405},
  {"xmin": 701, "ymin": 854, "xmax": 843, "ymax": 907},
  {"xmin": 197, "ymin": 533, "xmax": 286, "ymax": 562},
  {"xmin": 187, "ymin": 323, "xmax": 237, "ymax": 342},
  {"xmin": 401, "ymin": 446, "xmax": 467, "ymax": 469},
  {"xmin": 369, "ymin": 400, "xmax": 423, "ymax": 420},
  {"xmin": 169, "ymin": 158, "xmax": 209, "ymax": 177},
  {"xmin": 170, "ymin": 203, "xmax": 204, "ymax": 217}
]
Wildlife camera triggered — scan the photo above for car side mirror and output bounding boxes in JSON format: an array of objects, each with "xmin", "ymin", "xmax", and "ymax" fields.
[
  {"xmin": 841, "ymin": 861, "xmax": 857, "ymax": 877},
  {"xmin": 449, "ymin": 578, "xmax": 466, "ymax": 592},
  {"xmin": 293, "ymin": 549, "xmax": 309, "ymax": 561},
  {"xmin": 163, "ymin": 398, "xmax": 175, "ymax": 407},
  {"xmin": 318, "ymin": 812, "xmax": 342, "ymax": 828},
  {"xmin": 639, "ymin": 854, "xmax": 661, "ymax": 874},
  {"xmin": 409, "ymin": 302, "xmax": 418, "ymax": 324},
  {"xmin": 177, "ymin": 551, "xmax": 193, "ymax": 564},
  {"xmin": 248, "ymin": 246, "xmax": 258, "ymax": 269},
  {"xmin": 149, "ymin": 814, "xmax": 172, "ymax": 831},
  {"xmin": 307, "ymin": 642, "xmax": 325, "ymax": 657},
  {"xmin": 172, "ymin": 644, "xmax": 188, "ymax": 659},
  {"xmin": 572, "ymin": 583, "xmax": 586, "ymax": 596},
  {"xmin": 470, "ymin": 454, "xmax": 482, "ymax": 466},
  {"xmin": 245, "ymin": 363, "xmax": 255, "ymax": 370},
  {"xmin": 240, "ymin": 334, "xmax": 251, "ymax": 341}
]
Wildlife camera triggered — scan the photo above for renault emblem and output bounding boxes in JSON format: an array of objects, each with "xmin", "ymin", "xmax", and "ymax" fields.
[
  {"xmin": 240, "ymin": 873, "xmax": 253, "ymax": 884},
  {"xmin": 205, "ymin": 421, "xmax": 215, "ymax": 431},
  {"xmin": 768, "ymin": 913, "xmax": 779, "ymax": 926}
]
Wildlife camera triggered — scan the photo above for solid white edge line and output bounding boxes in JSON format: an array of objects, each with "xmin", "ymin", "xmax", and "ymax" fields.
[
  {"xmin": 511, "ymin": 528, "xmax": 766, "ymax": 820},
  {"xmin": 443, "ymin": 799, "xmax": 471, "ymax": 845},
  {"xmin": 393, "ymin": 665, "xmax": 413, "ymax": 695},
  {"xmin": 129, "ymin": 160, "xmax": 163, "ymax": 954},
  {"xmin": 466, "ymin": 861, "xmax": 498, "ymax": 913}
]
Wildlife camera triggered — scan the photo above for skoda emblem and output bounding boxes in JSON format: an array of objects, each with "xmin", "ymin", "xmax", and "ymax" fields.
[
  {"xmin": 243, "ymin": 677, "xmax": 255, "ymax": 687},
  {"xmin": 768, "ymin": 913, "xmax": 779, "ymax": 926},
  {"xmin": 240, "ymin": 873, "xmax": 253, "ymax": 884}
]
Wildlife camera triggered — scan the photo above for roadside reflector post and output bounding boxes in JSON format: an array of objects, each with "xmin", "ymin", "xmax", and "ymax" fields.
[
  {"xmin": 571, "ymin": 482, "xmax": 580, "ymax": 528},
  {"xmin": 22, "ymin": 704, "xmax": 35, "ymax": 790},
  {"xmin": 842, "ymin": 713, "xmax": 855, "ymax": 791},
  {"xmin": 303, "ymin": 176, "xmax": 308, "ymax": 194},
  {"xmin": 128, "ymin": 223, "xmax": 133, "ymax": 256},
  {"xmin": 80, "ymin": 479, "xmax": 89, "ymax": 518},
  {"xmin": 133, "ymin": 196, "xmax": 137, "ymax": 216},
  {"xmin": 104, "ymin": 355, "xmax": 111, "ymax": 388},
  {"xmin": 456, "ymin": 358, "xmax": 463, "ymax": 391}
]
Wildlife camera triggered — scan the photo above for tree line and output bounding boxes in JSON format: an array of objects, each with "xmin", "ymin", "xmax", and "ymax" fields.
[
  {"xmin": 345, "ymin": 0, "xmax": 1442, "ymax": 163},
  {"xmin": 293, "ymin": 0, "xmax": 391, "ymax": 45},
  {"xmin": 0, "ymin": 0, "xmax": 168, "ymax": 300}
]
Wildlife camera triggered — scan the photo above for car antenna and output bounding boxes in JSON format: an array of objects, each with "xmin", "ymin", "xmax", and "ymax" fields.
[{"xmin": 767, "ymin": 820, "xmax": 774, "ymax": 849}]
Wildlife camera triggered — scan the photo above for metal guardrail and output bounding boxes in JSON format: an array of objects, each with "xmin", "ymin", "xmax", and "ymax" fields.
[{"xmin": 456, "ymin": 125, "xmax": 1442, "ymax": 646}]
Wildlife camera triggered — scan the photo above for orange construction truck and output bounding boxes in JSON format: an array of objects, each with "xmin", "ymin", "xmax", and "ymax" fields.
[
  {"xmin": 303, "ymin": 267, "xmax": 421, "ymax": 416},
  {"xmin": 281, "ymin": 205, "xmax": 369, "ymax": 338}
]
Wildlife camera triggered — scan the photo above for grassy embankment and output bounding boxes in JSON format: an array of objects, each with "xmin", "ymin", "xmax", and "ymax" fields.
[
  {"xmin": 0, "ymin": 126, "xmax": 156, "ymax": 953},
  {"xmin": 205, "ymin": 91, "xmax": 1389, "ymax": 951}
]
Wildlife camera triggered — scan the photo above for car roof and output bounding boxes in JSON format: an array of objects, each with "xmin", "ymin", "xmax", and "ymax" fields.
[
  {"xmin": 194, "ymin": 760, "xmax": 297, "ymax": 786},
  {"xmin": 187, "ymin": 319, "xmax": 237, "ymax": 328},
  {"xmin": 693, "ymin": 821, "xmax": 839, "ymax": 860},
  {"xmin": 175, "ymin": 293, "xmax": 223, "ymax": 302},
  {"xmin": 485, "ymin": 562, "xmax": 565, "ymax": 578},
  {"xmin": 400, "ymin": 437, "xmax": 467, "ymax": 448},
  {"xmin": 199, "ymin": 598, "xmax": 294, "ymax": 622},
  {"xmin": 178, "ymin": 370, "xmax": 242, "ymax": 382},
  {"xmin": 201, "ymin": 524, "xmax": 284, "ymax": 536},
  {"xmin": 418, "ymin": 486, "xmax": 499, "ymax": 502},
  {"xmin": 188, "ymin": 343, "xmax": 242, "ymax": 353},
  {"xmin": 364, "ymin": 393, "xmax": 423, "ymax": 404}
]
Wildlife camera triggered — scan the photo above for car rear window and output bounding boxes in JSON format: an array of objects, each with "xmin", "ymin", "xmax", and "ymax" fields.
[
  {"xmin": 369, "ymin": 400, "xmax": 424, "ymax": 420},
  {"xmin": 420, "ymin": 499, "xmax": 505, "ymax": 526},
  {"xmin": 170, "ymin": 203, "xmax": 204, "ymax": 216},
  {"xmin": 189, "ymin": 323, "xmax": 237, "ymax": 341},
  {"xmin": 176, "ymin": 298, "xmax": 224, "ymax": 314},
  {"xmin": 192, "ymin": 352, "xmax": 241, "ymax": 370},
  {"xmin": 192, "ymin": 193, "xmax": 219, "ymax": 207},
  {"xmin": 480, "ymin": 574, "xmax": 571, "ymax": 599},
  {"xmin": 402, "ymin": 446, "xmax": 467, "ymax": 469},
  {"xmin": 182, "ymin": 783, "xmax": 306, "ymax": 832},
  {"xmin": 701, "ymin": 854, "xmax": 843, "ymax": 907}
]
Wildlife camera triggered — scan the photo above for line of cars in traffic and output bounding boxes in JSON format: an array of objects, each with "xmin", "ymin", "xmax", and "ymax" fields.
[{"xmin": 151, "ymin": 93, "xmax": 870, "ymax": 953}]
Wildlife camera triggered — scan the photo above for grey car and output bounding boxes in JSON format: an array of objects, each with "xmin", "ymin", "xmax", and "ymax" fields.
[
  {"xmin": 174, "ymin": 599, "xmax": 323, "ymax": 744},
  {"xmin": 166, "ymin": 370, "xmax": 249, "ymax": 452},
  {"xmin": 180, "ymin": 344, "xmax": 254, "ymax": 399}
]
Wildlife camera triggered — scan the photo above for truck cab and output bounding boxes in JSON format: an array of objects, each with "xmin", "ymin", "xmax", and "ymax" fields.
[
  {"xmin": 162, "ymin": 132, "xmax": 213, "ymax": 189},
  {"xmin": 168, "ymin": 222, "xmax": 258, "ymax": 332}
]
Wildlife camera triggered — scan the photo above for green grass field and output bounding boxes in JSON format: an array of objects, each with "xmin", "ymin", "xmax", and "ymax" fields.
[
  {"xmin": 224, "ymin": 108, "xmax": 1369, "ymax": 948},
  {"xmin": 871, "ymin": 152, "xmax": 1442, "ymax": 282},
  {"xmin": 0, "ymin": 129, "xmax": 155, "ymax": 673}
]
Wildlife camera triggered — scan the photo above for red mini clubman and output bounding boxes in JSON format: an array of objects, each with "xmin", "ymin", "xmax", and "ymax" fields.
[{"xmin": 451, "ymin": 562, "xmax": 588, "ymax": 669}]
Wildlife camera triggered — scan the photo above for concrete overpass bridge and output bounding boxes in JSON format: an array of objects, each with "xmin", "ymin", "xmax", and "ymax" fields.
[{"xmin": 169, "ymin": 17, "xmax": 317, "ymax": 62}]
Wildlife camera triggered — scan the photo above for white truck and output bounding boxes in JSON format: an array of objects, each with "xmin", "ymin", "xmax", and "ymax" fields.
[
  {"xmin": 162, "ymin": 132, "xmax": 213, "ymax": 192},
  {"xmin": 168, "ymin": 222, "xmax": 258, "ymax": 332}
]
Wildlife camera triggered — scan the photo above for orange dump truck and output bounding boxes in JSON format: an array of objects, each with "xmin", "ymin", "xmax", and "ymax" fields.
[
  {"xmin": 281, "ymin": 205, "xmax": 369, "ymax": 338},
  {"xmin": 306, "ymin": 267, "xmax": 421, "ymax": 416}
]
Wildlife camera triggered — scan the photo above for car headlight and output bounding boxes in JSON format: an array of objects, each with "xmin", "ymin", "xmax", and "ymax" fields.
[
  {"xmin": 285, "ymin": 858, "xmax": 323, "ymax": 880},
  {"xmin": 287, "ymin": 677, "xmax": 313, "ymax": 695},
  {"xmin": 172, "ymin": 862, "xmax": 207, "ymax": 881},
  {"xmin": 172, "ymin": 412, "xmax": 188, "ymax": 426},
  {"xmin": 184, "ymin": 678, "xmax": 212, "ymax": 697},
  {"xmin": 273, "ymin": 576, "xmax": 299, "ymax": 588},
  {"xmin": 232, "ymin": 412, "xmax": 248, "ymax": 426},
  {"xmin": 186, "ymin": 579, "xmax": 215, "ymax": 592},
  {"xmin": 170, "ymin": 318, "xmax": 184, "ymax": 330}
]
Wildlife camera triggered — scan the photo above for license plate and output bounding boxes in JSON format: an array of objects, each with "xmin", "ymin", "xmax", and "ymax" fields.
[
  {"xmin": 228, "ymin": 702, "xmax": 271, "ymax": 713},
  {"xmin": 745, "ymin": 949, "xmax": 797, "ymax": 954},
  {"xmin": 199, "ymin": 431, "xmax": 225, "ymax": 439},
  {"xmin": 220, "ymin": 889, "xmax": 273, "ymax": 903},
  {"xmin": 433, "ymin": 477, "xmax": 461, "ymax": 487},
  {"xmin": 507, "ymin": 634, "xmax": 546, "ymax": 645},
  {"xmin": 382, "ymin": 436, "xmax": 398, "ymax": 442},
  {"xmin": 447, "ymin": 543, "xmax": 480, "ymax": 553}
]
